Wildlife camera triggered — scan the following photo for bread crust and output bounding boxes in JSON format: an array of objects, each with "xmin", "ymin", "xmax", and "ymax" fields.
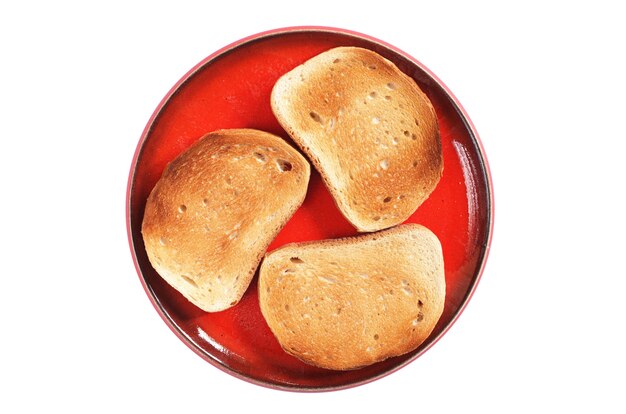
[
  {"xmin": 271, "ymin": 47, "xmax": 443, "ymax": 232},
  {"xmin": 258, "ymin": 224, "xmax": 445, "ymax": 370},
  {"xmin": 142, "ymin": 129, "xmax": 310, "ymax": 312}
]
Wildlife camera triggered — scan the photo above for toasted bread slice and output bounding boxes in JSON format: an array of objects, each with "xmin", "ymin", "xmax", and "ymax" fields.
[
  {"xmin": 258, "ymin": 224, "xmax": 445, "ymax": 370},
  {"xmin": 271, "ymin": 47, "xmax": 443, "ymax": 232},
  {"xmin": 142, "ymin": 129, "xmax": 310, "ymax": 312}
]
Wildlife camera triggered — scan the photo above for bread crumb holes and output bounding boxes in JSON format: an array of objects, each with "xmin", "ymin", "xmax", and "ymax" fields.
[
  {"xmin": 253, "ymin": 152, "xmax": 266, "ymax": 162},
  {"xmin": 181, "ymin": 275, "xmax": 197, "ymax": 288},
  {"xmin": 276, "ymin": 159, "xmax": 292, "ymax": 172},
  {"xmin": 309, "ymin": 111, "xmax": 322, "ymax": 123}
]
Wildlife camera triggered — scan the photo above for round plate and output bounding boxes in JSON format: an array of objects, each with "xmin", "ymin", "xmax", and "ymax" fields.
[{"xmin": 127, "ymin": 26, "xmax": 493, "ymax": 391}]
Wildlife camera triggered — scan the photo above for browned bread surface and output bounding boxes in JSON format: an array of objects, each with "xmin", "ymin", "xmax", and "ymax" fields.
[
  {"xmin": 142, "ymin": 129, "xmax": 310, "ymax": 312},
  {"xmin": 258, "ymin": 224, "xmax": 445, "ymax": 370},
  {"xmin": 271, "ymin": 47, "xmax": 443, "ymax": 232}
]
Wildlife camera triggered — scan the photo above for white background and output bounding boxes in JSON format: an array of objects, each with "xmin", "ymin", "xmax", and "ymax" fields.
[{"xmin": 1, "ymin": 1, "xmax": 624, "ymax": 412}]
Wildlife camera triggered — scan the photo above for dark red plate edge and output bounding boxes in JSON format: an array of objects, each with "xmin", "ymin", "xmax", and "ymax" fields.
[{"xmin": 125, "ymin": 25, "xmax": 495, "ymax": 393}]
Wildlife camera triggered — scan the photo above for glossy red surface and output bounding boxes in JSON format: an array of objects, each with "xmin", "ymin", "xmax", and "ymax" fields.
[{"xmin": 127, "ymin": 27, "xmax": 492, "ymax": 391}]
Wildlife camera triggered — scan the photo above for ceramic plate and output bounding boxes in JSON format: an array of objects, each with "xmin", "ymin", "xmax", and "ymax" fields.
[{"xmin": 127, "ymin": 26, "xmax": 493, "ymax": 391}]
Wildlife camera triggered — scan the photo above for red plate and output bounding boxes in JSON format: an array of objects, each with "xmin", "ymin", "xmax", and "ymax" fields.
[{"xmin": 127, "ymin": 27, "xmax": 493, "ymax": 391}]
